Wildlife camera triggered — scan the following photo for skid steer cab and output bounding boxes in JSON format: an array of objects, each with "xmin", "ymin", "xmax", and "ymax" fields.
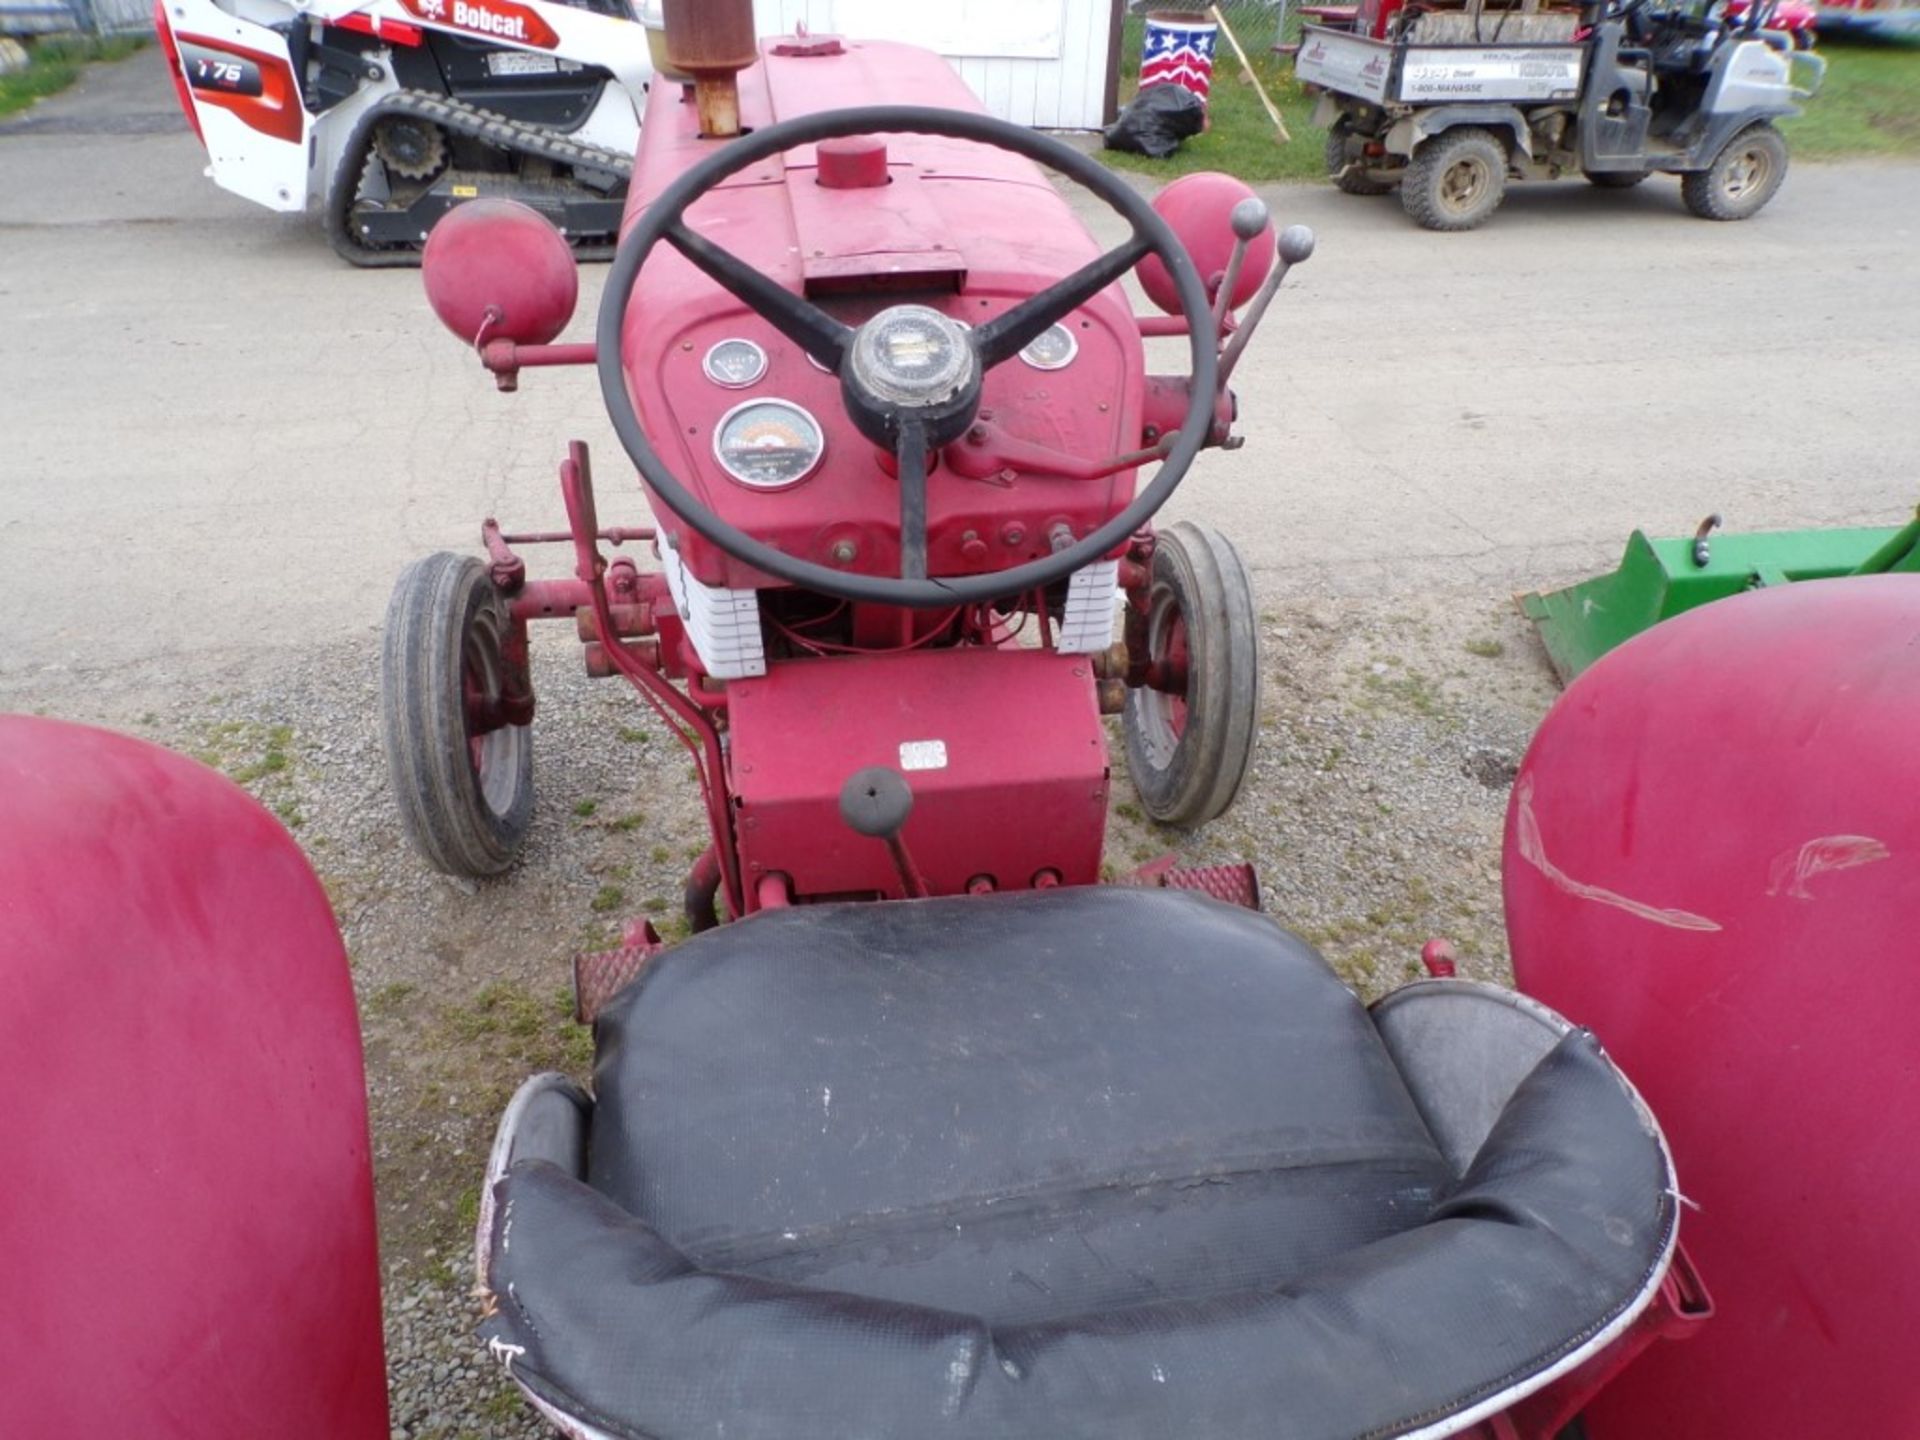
[{"xmin": 1298, "ymin": 0, "xmax": 1825, "ymax": 230}]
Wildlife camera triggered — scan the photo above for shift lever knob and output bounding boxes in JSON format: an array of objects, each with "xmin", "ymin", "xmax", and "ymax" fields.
[
  {"xmin": 1229, "ymin": 196, "xmax": 1271, "ymax": 241},
  {"xmin": 1278, "ymin": 224, "xmax": 1316, "ymax": 266},
  {"xmin": 840, "ymin": 766, "xmax": 914, "ymax": 840}
]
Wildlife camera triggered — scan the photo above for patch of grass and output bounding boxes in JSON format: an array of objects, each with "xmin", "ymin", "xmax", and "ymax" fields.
[
  {"xmin": 441, "ymin": 981, "xmax": 592, "ymax": 1073},
  {"xmin": 1464, "ymin": 637, "xmax": 1505, "ymax": 659},
  {"xmin": 590, "ymin": 884, "xmax": 624, "ymax": 913},
  {"xmin": 1102, "ymin": 13, "xmax": 1324, "ymax": 183},
  {"xmin": 649, "ymin": 844, "xmax": 673, "ymax": 864},
  {"xmin": 1783, "ymin": 38, "xmax": 1920, "ymax": 160},
  {"xmin": 616, "ymin": 726, "xmax": 651, "ymax": 744},
  {"xmin": 484, "ymin": 1387, "xmax": 526, "ymax": 1421},
  {"xmin": 193, "ymin": 719, "xmax": 303, "ymax": 813},
  {"xmin": 607, "ymin": 813, "xmax": 647, "ymax": 833},
  {"xmin": 0, "ymin": 35, "xmax": 145, "ymax": 120},
  {"xmin": 367, "ymin": 981, "xmax": 419, "ymax": 1014},
  {"xmin": 573, "ymin": 799, "xmax": 599, "ymax": 818}
]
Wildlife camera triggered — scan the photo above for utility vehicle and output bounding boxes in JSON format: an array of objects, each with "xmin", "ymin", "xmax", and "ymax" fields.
[{"xmin": 1298, "ymin": 0, "xmax": 1825, "ymax": 229}]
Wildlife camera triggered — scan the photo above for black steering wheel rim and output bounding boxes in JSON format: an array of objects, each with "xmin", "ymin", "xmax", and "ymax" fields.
[{"xmin": 596, "ymin": 104, "xmax": 1218, "ymax": 609}]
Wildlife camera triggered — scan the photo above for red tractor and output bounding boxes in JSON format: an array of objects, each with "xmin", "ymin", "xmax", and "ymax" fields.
[
  {"xmin": 380, "ymin": 30, "xmax": 1307, "ymax": 922},
  {"xmin": 7, "ymin": 4, "xmax": 1917, "ymax": 1438}
]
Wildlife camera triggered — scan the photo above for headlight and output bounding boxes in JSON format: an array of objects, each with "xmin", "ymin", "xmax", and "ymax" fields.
[
  {"xmin": 713, "ymin": 399, "xmax": 825, "ymax": 490},
  {"xmin": 1018, "ymin": 322, "xmax": 1078, "ymax": 371},
  {"xmin": 850, "ymin": 304, "xmax": 974, "ymax": 408}
]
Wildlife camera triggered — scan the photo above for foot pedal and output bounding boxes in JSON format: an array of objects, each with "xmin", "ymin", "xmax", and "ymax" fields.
[
  {"xmin": 1125, "ymin": 856, "xmax": 1262, "ymax": 910},
  {"xmin": 572, "ymin": 938, "xmax": 657, "ymax": 1024}
]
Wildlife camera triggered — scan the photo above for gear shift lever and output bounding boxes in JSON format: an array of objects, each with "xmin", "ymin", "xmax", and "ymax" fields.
[{"xmin": 839, "ymin": 766, "xmax": 930, "ymax": 899}]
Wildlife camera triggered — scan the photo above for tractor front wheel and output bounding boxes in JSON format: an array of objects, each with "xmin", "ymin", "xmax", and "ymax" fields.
[
  {"xmin": 1123, "ymin": 522, "xmax": 1261, "ymax": 828},
  {"xmin": 1402, "ymin": 127, "xmax": 1508, "ymax": 232},
  {"xmin": 1682, "ymin": 123, "xmax": 1788, "ymax": 221},
  {"xmin": 381, "ymin": 551, "xmax": 534, "ymax": 877}
]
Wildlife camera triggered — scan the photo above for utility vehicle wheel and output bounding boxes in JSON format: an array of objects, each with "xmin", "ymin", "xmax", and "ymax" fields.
[
  {"xmin": 1682, "ymin": 123, "xmax": 1788, "ymax": 221},
  {"xmin": 1327, "ymin": 122, "xmax": 1394, "ymax": 196},
  {"xmin": 1585, "ymin": 170, "xmax": 1649, "ymax": 189},
  {"xmin": 1402, "ymin": 128, "xmax": 1508, "ymax": 232},
  {"xmin": 1123, "ymin": 522, "xmax": 1260, "ymax": 828},
  {"xmin": 381, "ymin": 551, "xmax": 533, "ymax": 877}
]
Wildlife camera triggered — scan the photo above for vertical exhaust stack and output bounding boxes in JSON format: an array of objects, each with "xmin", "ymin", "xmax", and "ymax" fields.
[{"xmin": 662, "ymin": 0, "xmax": 757, "ymax": 138}]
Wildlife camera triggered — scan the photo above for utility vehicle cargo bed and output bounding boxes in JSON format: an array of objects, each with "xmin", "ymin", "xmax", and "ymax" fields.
[{"xmin": 1296, "ymin": 24, "xmax": 1586, "ymax": 104}]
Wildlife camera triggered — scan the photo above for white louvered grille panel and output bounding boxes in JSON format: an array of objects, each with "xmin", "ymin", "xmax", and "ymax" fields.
[{"xmin": 660, "ymin": 539, "xmax": 767, "ymax": 680}]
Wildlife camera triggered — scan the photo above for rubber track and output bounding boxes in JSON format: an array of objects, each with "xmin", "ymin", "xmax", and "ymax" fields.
[{"xmin": 326, "ymin": 88, "xmax": 633, "ymax": 268}]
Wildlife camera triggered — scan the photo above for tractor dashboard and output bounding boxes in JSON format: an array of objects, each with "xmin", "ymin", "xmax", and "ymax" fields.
[{"xmin": 618, "ymin": 40, "xmax": 1150, "ymax": 593}]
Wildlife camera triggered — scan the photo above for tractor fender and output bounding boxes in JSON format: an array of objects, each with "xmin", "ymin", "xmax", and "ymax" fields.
[
  {"xmin": 1386, "ymin": 105, "xmax": 1532, "ymax": 160},
  {"xmin": 1507, "ymin": 577, "xmax": 1920, "ymax": 1439},
  {"xmin": 0, "ymin": 717, "xmax": 389, "ymax": 1438}
]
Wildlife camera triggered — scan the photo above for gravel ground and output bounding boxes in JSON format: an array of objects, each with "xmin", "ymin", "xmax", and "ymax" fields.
[{"xmin": 5, "ymin": 570, "xmax": 1559, "ymax": 1438}]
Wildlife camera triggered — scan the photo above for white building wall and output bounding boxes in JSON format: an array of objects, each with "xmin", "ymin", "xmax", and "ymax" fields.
[{"xmin": 750, "ymin": 0, "xmax": 1116, "ymax": 129}]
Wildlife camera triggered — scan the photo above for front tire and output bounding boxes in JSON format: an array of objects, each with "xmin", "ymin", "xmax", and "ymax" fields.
[
  {"xmin": 1327, "ymin": 122, "xmax": 1395, "ymax": 196},
  {"xmin": 381, "ymin": 552, "xmax": 534, "ymax": 877},
  {"xmin": 1123, "ymin": 522, "xmax": 1261, "ymax": 828},
  {"xmin": 1682, "ymin": 123, "xmax": 1788, "ymax": 221},
  {"xmin": 1402, "ymin": 127, "xmax": 1509, "ymax": 232}
]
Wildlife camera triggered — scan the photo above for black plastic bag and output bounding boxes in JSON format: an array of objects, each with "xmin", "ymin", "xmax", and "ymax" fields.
[{"xmin": 1102, "ymin": 82, "xmax": 1205, "ymax": 159}]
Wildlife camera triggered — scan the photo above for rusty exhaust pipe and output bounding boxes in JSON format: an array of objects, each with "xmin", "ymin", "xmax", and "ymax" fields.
[{"xmin": 661, "ymin": 0, "xmax": 756, "ymax": 138}]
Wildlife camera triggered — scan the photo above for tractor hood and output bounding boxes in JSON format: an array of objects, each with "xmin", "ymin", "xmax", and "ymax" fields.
[{"xmin": 614, "ymin": 37, "xmax": 1143, "ymax": 592}]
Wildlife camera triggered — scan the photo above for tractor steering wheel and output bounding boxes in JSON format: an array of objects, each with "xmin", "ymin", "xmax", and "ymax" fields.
[{"xmin": 595, "ymin": 105, "xmax": 1218, "ymax": 610}]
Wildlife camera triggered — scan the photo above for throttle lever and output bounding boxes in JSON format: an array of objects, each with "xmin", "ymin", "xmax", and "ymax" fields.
[
  {"xmin": 1211, "ymin": 197, "xmax": 1272, "ymax": 336},
  {"xmin": 1217, "ymin": 223, "xmax": 1316, "ymax": 387}
]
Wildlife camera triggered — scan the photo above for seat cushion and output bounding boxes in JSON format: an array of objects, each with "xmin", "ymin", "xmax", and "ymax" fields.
[
  {"xmin": 482, "ymin": 889, "xmax": 1675, "ymax": 1440},
  {"xmin": 587, "ymin": 888, "xmax": 1452, "ymax": 1325}
]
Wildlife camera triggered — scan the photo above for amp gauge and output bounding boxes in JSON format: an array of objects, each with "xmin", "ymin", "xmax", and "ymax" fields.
[
  {"xmin": 703, "ymin": 338, "xmax": 769, "ymax": 388},
  {"xmin": 1019, "ymin": 322, "xmax": 1079, "ymax": 371}
]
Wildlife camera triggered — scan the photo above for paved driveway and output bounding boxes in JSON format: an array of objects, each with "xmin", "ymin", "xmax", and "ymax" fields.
[{"xmin": 3, "ymin": 51, "xmax": 1916, "ymax": 682}]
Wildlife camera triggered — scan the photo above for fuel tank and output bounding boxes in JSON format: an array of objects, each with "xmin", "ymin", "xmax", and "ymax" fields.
[{"xmin": 1505, "ymin": 577, "xmax": 1920, "ymax": 1437}]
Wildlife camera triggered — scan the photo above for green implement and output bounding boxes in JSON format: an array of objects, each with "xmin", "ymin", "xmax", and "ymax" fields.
[{"xmin": 1520, "ymin": 509, "xmax": 1920, "ymax": 682}]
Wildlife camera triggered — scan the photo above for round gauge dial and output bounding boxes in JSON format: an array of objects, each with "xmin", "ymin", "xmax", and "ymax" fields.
[
  {"xmin": 713, "ymin": 399, "xmax": 825, "ymax": 490},
  {"xmin": 703, "ymin": 338, "xmax": 768, "ymax": 388},
  {"xmin": 1019, "ymin": 322, "xmax": 1079, "ymax": 371}
]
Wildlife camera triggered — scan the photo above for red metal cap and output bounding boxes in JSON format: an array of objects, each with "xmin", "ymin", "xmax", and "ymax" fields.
[{"xmin": 817, "ymin": 136, "xmax": 889, "ymax": 190}]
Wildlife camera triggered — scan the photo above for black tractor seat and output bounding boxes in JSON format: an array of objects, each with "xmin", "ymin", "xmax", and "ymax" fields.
[{"xmin": 478, "ymin": 888, "xmax": 1676, "ymax": 1440}]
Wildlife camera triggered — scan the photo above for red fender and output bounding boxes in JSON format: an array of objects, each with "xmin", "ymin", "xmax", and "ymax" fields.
[
  {"xmin": 0, "ymin": 717, "xmax": 388, "ymax": 1437},
  {"xmin": 1506, "ymin": 577, "xmax": 1920, "ymax": 1438}
]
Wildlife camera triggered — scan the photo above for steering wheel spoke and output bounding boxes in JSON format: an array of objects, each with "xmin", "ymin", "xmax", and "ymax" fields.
[
  {"xmin": 974, "ymin": 232, "xmax": 1153, "ymax": 369},
  {"xmin": 664, "ymin": 220, "xmax": 851, "ymax": 369},
  {"xmin": 894, "ymin": 421, "xmax": 930, "ymax": 581}
]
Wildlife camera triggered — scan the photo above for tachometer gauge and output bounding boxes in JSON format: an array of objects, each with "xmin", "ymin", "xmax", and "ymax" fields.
[
  {"xmin": 1019, "ymin": 322, "xmax": 1078, "ymax": 371},
  {"xmin": 713, "ymin": 399, "xmax": 825, "ymax": 490},
  {"xmin": 703, "ymin": 338, "xmax": 768, "ymax": 388}
]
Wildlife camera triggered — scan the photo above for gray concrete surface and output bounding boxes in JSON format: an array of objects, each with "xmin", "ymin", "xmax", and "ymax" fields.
[{"xmin": 3, "ymin": 53, "xmax": 1917, "ymax": 686}]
